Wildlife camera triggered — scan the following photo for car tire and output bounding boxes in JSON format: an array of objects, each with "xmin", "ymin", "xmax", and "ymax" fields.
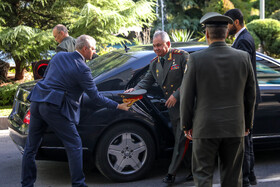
[{"xmin": 95, "ymin": 122, "xmax": 156, "ymax": 182}]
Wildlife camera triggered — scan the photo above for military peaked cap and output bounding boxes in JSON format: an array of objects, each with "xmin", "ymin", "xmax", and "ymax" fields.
[{"xmin": 200, "ymin": 12, "xmax": 233, "ymax": 26}]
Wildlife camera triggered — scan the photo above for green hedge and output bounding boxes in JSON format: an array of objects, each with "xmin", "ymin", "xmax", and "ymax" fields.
[
  {"xmin": 247, "ymin": 19, "xmax": 280, "ymax": 58},
  {"xmin": 0, "ymin": 83, "xmax": 19, "ymax": 106}
]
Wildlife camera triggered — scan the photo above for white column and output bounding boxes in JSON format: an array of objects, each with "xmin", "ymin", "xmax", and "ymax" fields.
[
  {"xmin": 160, "ymin": 0, "xmax": 164, "ymax": 31},
  {"xmin": 260, "ymin": 0, "xmax": 265, "ymax": 19}
]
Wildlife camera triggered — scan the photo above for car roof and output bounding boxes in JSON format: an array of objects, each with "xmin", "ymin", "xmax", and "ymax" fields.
[
  {"xmin": 113, "ymin": 42, "xmax": 207, "ymax": 55},
  {"xmin": 121, "ymin": 42, "xmax": 280, "ymax": 66},
  {"xmin": 92, "ymin": 42, "xmax": 280, "ymax": 88}
]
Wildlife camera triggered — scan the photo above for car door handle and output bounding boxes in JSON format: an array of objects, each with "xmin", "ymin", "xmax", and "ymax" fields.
[
  {"xmin": 160, "ymin": 99, "xmax": 166, "ymax": 103},
  {"xmin": 147, "ymin": 95, "xmax": 166, "ymax": 103}
]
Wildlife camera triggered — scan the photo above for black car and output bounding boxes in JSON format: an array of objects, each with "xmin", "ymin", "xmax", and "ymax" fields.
[{"xmin": 8, "ymin": 42, "xmax": 280, "ymax": 182}]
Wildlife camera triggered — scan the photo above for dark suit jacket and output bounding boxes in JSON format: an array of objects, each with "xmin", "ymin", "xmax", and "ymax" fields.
[
  {"xmin": 232, "ymin": 28, "xmax": 261, "ymax": 104},
  {"xmin": 28, "ymin": 51, "xmax": 118, "ymax": 124},
  {"xmin": 180, "ymin": 42, "xmax": 256, "ymax": 138}
]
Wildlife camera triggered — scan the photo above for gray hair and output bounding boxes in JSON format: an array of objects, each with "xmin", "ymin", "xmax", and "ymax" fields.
[
  {"xmin": 75, "ymin": 35, "xmax": 96, "ymax": 50},
  {"xmin": 153, "ymin": 31, "xmax": 170, "ymax": 42},
  {"xmin": 53, "ymin": 24, "xmax": 68, "ymax": 34},
  {"xmin": 207, "ymin": 25, "xmax": 228, "ymax": 40}
]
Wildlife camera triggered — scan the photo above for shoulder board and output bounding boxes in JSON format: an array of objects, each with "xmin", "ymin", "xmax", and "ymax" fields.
[
  {"xmin": 171, "ymin": 49, "xmax": 184, "ymax": 55},
  {"xmin": 150, "ymin": 56, "xmax": 158, "ymax": 63}
]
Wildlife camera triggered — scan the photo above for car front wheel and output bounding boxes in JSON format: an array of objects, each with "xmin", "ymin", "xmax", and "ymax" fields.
[{"xmin": 95, "ymin": 122, "xmax": 156, "ymax": 182}]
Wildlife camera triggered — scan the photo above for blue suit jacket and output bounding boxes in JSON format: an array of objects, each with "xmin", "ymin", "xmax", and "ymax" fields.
[
  {"xmin": 28, "ymin": 51, "xmax": 118, "ymax": 124},
  {"xmin": 232, "ymin": 29, "xmax": 261, "ymax": 104}
]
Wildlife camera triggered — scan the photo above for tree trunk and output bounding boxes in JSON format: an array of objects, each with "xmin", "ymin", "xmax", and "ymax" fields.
[
  {"xmin": 0, "ymin": 60, "xmax": 10, "ymax": 83},
  {"xmin": 14, "ymin": 60, "xmax": 25, "ymax": 80}
]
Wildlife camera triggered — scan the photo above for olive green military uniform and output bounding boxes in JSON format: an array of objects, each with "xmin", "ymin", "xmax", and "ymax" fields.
[
  {"xmin": 135, "ymin": 48, "xmax": 191, "ymax": 176},
  {"xmin": 180, "ymin": 41, "xmax": 256, "ymax": 187},
  {"xmin": 56, "ymin": 36, "xmax": 76, "ymax": 52}
]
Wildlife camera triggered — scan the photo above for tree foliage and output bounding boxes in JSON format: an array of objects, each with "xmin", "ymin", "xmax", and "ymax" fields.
[
  {"xmin": 247, "ymin": 19, "xmax": 280, "ymax": 58},
  {"xmin": 229, "ymin": 0, "xmax": 253, "ymax": 23},
  {"xmin": 0, "ymin": 83, "xmax": 19, "ymax": 105},
  {"xmin": 252, "ymin": 0, "xmax": 280, "ymax": 18},
  {"xmin": 0, "ymin": 0, "xmax": 72, "ymax": 80},
  {"xmin": 70, "ymin": 0, "xmax": 156, "ymax": 46},
  {"xmin": 152, "ymin": 0, "xmax": 203, "ymax": 38},
  {"xmin": 0, "ymin": 0, "xmax": 156, "ymax": 80},
  {"xmin": 203, "ymin": 0, "xmax": 234, "ymax": 14},
  {"xmin": 270, "ymin": 9, "xmax": 280, "ymax": 21},
  {"xmin": 153, "ymin": 0, "xmax": 255, "ymax": 39}
]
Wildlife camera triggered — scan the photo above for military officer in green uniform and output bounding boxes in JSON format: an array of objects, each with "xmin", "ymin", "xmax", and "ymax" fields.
[
  {"xmin": 125, "ymin": 30, "xmax": 192, "ymax": 184},
  {"xmin": 180, "ymin": 12, "xmax": 256, "ymax": 187},
  {"xmin": 53, "ymin": 24, "xmax": 76, "ymax": 52}
]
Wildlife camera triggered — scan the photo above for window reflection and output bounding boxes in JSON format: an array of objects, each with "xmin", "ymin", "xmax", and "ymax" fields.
[
  {"xmin": 87, "ymin": 52, "xmax": 132, "ymax": 79},
  {"xmin": 256, "ymin": 58, "xmax": 280, "ymax": 84}
]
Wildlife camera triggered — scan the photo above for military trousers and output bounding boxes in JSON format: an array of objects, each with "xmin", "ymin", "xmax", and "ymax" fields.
[
  {"xmin": 192, "ymin": 137, "xmax": 244, "ymax": 187},
  {"xmin": 167, "ymin": 105, "xmax": 192, "ymax": 176},
  {"xmin": 21, "ymin": 102, "xmax": 87, "ymax": 187}
]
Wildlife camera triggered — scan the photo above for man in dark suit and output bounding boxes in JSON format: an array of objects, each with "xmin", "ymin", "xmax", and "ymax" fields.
[
  {"xmin": 125, "ymin": 31, "xmax": 192, "ymax": 184},
  {"xmin": 53, "ymin": 24, "xmax": 76, "ymax": 52},
  {"xmin": 21, "ymin": 35, "xmax": 129, "ymax": 187},
  {"xmin": 180, "ymin": 12, "xmax": 256, "ymax": 187},
  {"xmin": 225, "ymin": 8, "xmax": 260, "ymax": 186}
]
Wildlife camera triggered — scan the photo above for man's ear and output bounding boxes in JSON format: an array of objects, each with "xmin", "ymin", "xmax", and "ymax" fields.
[
  {"xmin": 234, "ymin": 19, "xmax": 239, "ymax": 26},
  {"xmin": 226, "ymin": 28, "xmax": 229, "ymax": 38},
  {"xmin": 83, "ymin": 46, "xmax": 88, "ymax": 52},
  {"xmin": 206, "ymin": 28, "xmax": 209, "ymax": 39},
  {"xmin": 167, "ymin": 41, "xmax": 171, "ymax": 48}
]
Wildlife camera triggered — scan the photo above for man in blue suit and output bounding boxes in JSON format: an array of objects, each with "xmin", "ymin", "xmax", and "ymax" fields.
[
  {"xmin": 225, "ymin": 9, "xmax": 261, "ymax": 187},
  {"xmin": 21, "ymin": 35, "xmax": 130, "ymax": 187}
]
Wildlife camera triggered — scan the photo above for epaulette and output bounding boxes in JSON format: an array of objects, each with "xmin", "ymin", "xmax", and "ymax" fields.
[
  {"xmin": 151, "ymin": 56, "xmax": 158, "ymax": 63},
  {"xmin": 171, "ymin": 49, "xmax": 183, "ymax": 55}
]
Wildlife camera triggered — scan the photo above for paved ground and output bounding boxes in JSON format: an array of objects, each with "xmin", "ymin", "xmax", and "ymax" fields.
[
  {"xmin": 0, "ymin": 117, "xmax": 9, "ymax": 130},
  {"xmin": 1, "ymin": 129, "xmax": 280, "ymax": 187}
]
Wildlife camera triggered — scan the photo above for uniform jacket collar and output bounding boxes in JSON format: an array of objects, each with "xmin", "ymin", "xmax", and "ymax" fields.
[{"xmin": 209, "ymin": 41, "xmax": 227, "ymax": 48}]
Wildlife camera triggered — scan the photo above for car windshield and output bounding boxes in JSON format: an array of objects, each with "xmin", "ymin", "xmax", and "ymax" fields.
[
  {"xmin": 87, "ymin": 42, "xmax": 207, "ymax": 79},
  {"xmin": 87, "ymin": 51, "xmax": 133, "ymax": 79}
]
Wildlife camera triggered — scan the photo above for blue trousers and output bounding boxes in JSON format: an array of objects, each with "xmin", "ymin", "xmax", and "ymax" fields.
[
  {"xmin": 242, "ymin": 104, "xmax": 258, "ymax": 185},
  {"xmin": 243, "ymin": 132, "xmax": 255, "ymax": 183},
  {"xmin": 21, "ymin": 102, "xmax": 86, "ymax": 187}
]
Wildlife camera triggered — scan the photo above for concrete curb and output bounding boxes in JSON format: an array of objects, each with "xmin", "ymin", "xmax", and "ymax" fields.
[{"xmin": 0, "ymin": 117, "xmax": 9, "ymax": 130}]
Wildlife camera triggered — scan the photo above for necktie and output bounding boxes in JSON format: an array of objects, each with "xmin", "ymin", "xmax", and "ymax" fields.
[{"xmin": 160, "ymin": 58, "xmax": 165, "ymax": 67}]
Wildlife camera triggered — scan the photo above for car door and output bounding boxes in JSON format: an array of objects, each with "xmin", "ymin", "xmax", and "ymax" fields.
[
  {"xmin": 254, "ymin": 54, "xmax": 280, "ymax": 136},
  {"xmin": 126, "ymin": 63, "xmax": 175, "ymax": 147}
]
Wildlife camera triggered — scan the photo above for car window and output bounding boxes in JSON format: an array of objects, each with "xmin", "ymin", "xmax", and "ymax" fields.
[
  {"xmin": 256, "ymin": 57, "xmax": 280, "ymax": 84},
  {"xmin": 127, "ymin": 65, "xmax": 164, "ymax": 98},
  {"xmin": 87, "ymin": 52, "xmax": 132, "ymax": 78}
]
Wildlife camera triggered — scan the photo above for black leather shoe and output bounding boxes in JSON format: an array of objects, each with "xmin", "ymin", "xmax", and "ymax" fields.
[
  {"xmin": 243, "ymin": 180, "xmax": 251, "ymax": 187},
  {"xmin": 185, "ymin": 173, "xmax": 193, "ymax": 181},
  {"xmin": 249, "ymin": 175, "xmax": 257, "ymax": 185},
  {"xmin": 163, "ymin": 174, "xmax": 175, "ymax": 184}
]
